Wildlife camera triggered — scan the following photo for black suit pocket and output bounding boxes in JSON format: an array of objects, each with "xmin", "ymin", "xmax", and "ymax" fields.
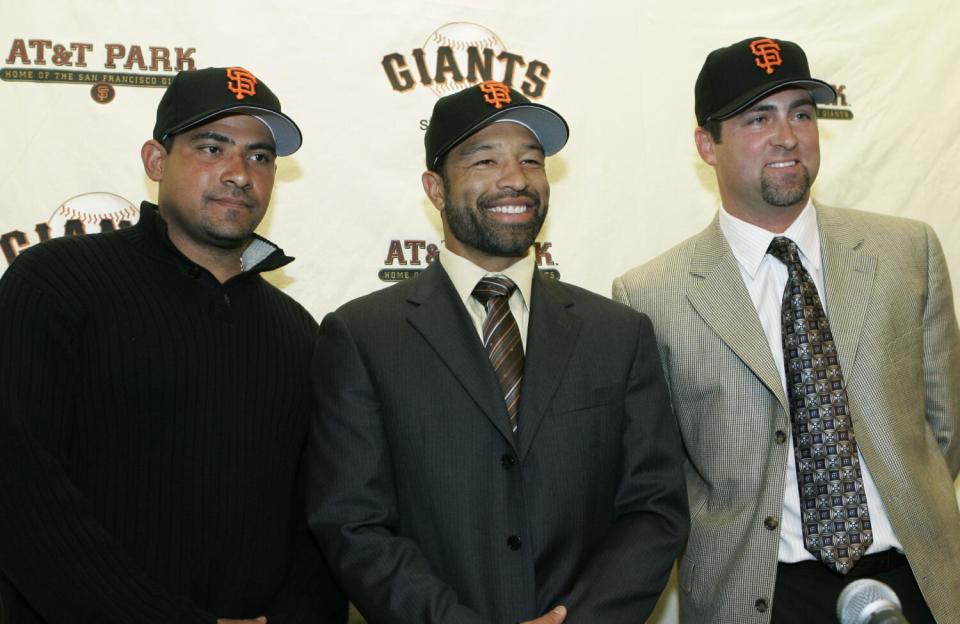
[{"xmin": 551, "ymin": 383, "xmax": 624, "ymax": 415}]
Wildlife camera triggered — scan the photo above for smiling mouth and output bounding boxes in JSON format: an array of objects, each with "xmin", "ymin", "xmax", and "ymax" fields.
[
  {"xmin": 487, "ymin": 204, "xmax": 530, "ymax": 214},
  {"xmin": 767, "ymin": 160, "xmax": 800, "ymax": 169}
]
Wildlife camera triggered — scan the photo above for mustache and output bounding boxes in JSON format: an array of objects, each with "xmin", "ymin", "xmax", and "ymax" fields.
[{"xmin": 204, "ymin": 189, "xmax": 255, "ymax": 208}]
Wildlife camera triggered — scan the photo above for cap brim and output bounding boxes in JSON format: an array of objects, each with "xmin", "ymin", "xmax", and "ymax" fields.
[
  {"xmin": 432, "ymin": 103, "xmax": 569, "ymax": 170},
  {"xmin": 163, "ymin": 105, "xmax": 303, "ymax": 156},
  {"xmin": 709, "ymin": 78, "xmax": 837, "ymax": 122}
]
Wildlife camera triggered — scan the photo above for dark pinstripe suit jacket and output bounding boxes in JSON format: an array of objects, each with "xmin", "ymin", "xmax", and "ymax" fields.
[
  {"xmin": 308, "ymin": 261, "xmax": 688, "ymax": 624},
  {"xmin": 614, "ymin": 206, "xmax": 960, "ymax": 623}
]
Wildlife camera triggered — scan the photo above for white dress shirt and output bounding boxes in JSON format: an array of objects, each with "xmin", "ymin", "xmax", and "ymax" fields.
[
  {"xmin": 438, "ymin": 244, "xmax": 534, "ymax": 351},
  {"xmin": 718, "ymin": 200, "xmax": 902, "ymax": 563}
]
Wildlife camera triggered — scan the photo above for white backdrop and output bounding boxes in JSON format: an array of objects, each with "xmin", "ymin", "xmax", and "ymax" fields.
[{"xmin": 2, "ymin": 1, "xmax": 958, "ymax": 622}]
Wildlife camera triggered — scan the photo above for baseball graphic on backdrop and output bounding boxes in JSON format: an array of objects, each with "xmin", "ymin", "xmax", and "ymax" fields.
[
  {"xmin": 48, "ymin": 192, "xmax": 139, "ymax": 237},
  {"xmin": 423, "ymin": 22, "xmax": 506, "ymax": 97}
]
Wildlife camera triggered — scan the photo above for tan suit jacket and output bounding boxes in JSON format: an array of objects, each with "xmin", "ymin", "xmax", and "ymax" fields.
[{"xmin": 613, "ymin": 205, "xmax": 960, "ymax": 623}]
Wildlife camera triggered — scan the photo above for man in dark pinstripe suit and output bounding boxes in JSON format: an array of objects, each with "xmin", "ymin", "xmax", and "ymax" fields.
[
  {"xmin": 615, "ymin": 37, "xmax": 960, "ymax": 623},
  {"xmin": 308, "ymin": 82, "xmax": 689, "ymax": 624}
]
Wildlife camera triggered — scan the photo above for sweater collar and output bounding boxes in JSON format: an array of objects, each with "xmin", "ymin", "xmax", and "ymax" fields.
[{"xmin": 131, "ymin": 201, "xmax": 294, "ymax": 275}]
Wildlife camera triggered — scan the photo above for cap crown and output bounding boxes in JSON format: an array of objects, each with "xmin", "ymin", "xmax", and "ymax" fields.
[
  {"xmin": 424, "ymin": 80, "xmax": 568, "ymax": 171},
  {"xmin": 695, "ymin": 37, "xmax": 836, "ymax": 126},
  {"xmin": 153, "ymin": 67, "xmax": 302, "ymax": 156}
]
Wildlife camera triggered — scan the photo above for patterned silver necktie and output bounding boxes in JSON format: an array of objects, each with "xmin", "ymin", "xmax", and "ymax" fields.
[
  {"xmin": 472, "ymin": 276, "xmax": 523, "ymax": 433},
  {"xmin": 768, "ymin": 236, "xmax": 872, "ymax": 574}
]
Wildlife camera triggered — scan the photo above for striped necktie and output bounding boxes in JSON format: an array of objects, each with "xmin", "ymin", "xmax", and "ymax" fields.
[{"xmin": 472, "ymin": 276, "xmax": 524, "ymax": 433}]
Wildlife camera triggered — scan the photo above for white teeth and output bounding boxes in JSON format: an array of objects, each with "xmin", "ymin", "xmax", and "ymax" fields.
[
  {"xmin": 489, "ymin": 205, "xmax": 527, "ymax": 214},
  {"xmin": 768, "ymin": 161, "xmax": 797, "ymax": 168}
]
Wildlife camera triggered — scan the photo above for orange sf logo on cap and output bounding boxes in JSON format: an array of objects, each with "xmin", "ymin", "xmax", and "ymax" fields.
[
  {"xmin": 479, "ymin": 80, "xmax": 512, "ymax": 109},
  {"xmin": 226, "ymin": 67, "xmax": 258, "ymax": 100},
  {"xmin": 749, "ymin": 38, "xmax": 782, "ymax": 75}
]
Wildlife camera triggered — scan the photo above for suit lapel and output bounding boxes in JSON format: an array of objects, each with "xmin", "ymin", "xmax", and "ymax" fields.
[
  {"xmin": 816, "ymin": 207, "xmax": 877, "ymax": 377},
  {"xmin": 517, "ymin": 271, "xmax": 581, "ymax": 460},
  {"xmin": 685, "ymin": 217, "xmax": 789, "ymax": 411},
  {"xmin": 405, "ymin": 263, "xmax": 518, "ymax": 446}
]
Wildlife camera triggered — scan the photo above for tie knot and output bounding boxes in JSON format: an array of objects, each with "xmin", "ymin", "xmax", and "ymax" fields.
[
  {"xmin": 472, "ymin": 276, "xmax": 517, "ymax": 304},
  {"xmin": 767, "ymin": 236, "xmax": 802, "ymax": 268}
]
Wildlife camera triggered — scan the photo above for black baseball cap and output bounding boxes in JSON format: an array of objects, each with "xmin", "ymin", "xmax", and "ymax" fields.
[
  {"xmin": 153, "ymin": 66, "xmax": 302, "ymax": 156},
  {"xmin": 424, "ymin": 80, "xmax": 569, "ymax": 171},
  {"xmin": 695, "ymin": 37, "xmax": 836, "ymax": 126}
]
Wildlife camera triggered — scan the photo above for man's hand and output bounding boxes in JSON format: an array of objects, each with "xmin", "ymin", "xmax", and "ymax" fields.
[
  {"xmin": 522, "ymin": 605, "xmax": 567, "ymax": 624},
  {"xmin": 217, "ymin": 618, "xmax": 267, "ymax": 624}
]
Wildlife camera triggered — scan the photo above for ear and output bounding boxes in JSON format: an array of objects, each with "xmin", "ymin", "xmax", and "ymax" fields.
[
  {"xmin": 141, "ymin": 139, "xmax": 168, "ymax": 182},
  {"xmin": 421, "ymin": 170, "xmax": 445, "ymax": 211},
  {"xmin": 694, "ymin": 126, "xmax": 718, "ymax": 167}
]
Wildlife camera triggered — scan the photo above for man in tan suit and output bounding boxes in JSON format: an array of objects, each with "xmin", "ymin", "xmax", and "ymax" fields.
[{"xmin": 614, "ymin": 37, "xmax": 960, "ymax": 623}]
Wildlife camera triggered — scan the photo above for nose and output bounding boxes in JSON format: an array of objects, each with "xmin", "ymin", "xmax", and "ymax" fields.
[
  {"xmin": 770, "ymin": 118, "xmax": 799, "ymax": 150},
  {"xmin": 221, "ymin": 153, "xmax": 252, "ymax": 190},
  {"xmin": 497, "ymin": 158, "xmax": 529, "ymax": 192}
]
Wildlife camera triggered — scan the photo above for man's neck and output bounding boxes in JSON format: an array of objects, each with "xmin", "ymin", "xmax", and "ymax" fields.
[
  {"xmin": 166, "ymin": 230, "xmax": 246, "ymax": 283},
  {"xmin": 720, "ymin": 197, "xmax": 808, "ymax": 234}
]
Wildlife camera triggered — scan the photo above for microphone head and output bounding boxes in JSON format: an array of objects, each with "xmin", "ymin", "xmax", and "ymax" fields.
[{"xmin": 837, "ymin": 579, "xmax": 902, "ymax": 624}]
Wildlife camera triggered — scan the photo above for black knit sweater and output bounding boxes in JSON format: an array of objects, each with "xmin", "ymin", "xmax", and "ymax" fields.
[{"xmin": 0, "ymin": 203, "xmax": 346, "ymax": 623}]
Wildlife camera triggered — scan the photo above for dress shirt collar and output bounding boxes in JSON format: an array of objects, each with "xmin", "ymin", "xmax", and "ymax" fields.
[
  {"xmin": 438, "ymin": 244, "xmax": 535, "ymax": 311},
  {"xmin": 718, "ymin": 199, "xmax": 821, "ymax": 278}
]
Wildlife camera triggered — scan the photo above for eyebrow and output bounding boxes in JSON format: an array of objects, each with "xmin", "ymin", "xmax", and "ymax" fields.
[
  {"xmin": 745, "ymin": 97, "xmax": 816, "ymax": 115},
  {"xmin": 788, "ymin": 96, "xmax": 816, "ymax": 110},
  {"xmin": 186, "ymin": 130, "xmax": 276, "ymax": 154},
  {"xmin": 187, "ymin": 130, "xmax": 233, "ymax": 144},
  {"xmin": 456, "ymin": 141, "xmax": 545, "ymax": 158}
]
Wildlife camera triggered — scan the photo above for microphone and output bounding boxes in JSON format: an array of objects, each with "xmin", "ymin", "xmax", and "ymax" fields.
[{"xmin": 837, "ymin": 579, "xmax": 909, "ymax": 624}]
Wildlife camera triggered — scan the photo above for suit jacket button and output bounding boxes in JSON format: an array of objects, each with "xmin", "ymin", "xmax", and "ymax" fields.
[
  {"xmin": 507, "ymin": 535, "xmax": 522, "ymax": 550},
  {"xmin": 501, "ymin": 454, "xmax": 516, "ymax": 469},
  {"xmin": 775, "ymin": 430, "xmax": 787, "ymax": 444},
  {"xmin": 764, "ymin": 516, "xmax": 779, "ymax": 530},
  {"xmin": 755, "ymin": 598, "xmax": 769, "ymax": 613}
]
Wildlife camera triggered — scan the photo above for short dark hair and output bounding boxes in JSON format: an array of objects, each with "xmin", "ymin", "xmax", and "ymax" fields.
[
  {"xmin": 702, "ymin": 119, "xmax": 723, "ymax": 143},
  {"xmin": 161, "ymin": 134, "xmax": 176, "ymax": 153}
]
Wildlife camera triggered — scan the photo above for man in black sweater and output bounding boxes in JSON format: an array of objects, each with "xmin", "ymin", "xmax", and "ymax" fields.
[{"xmin": 0, "ymin": 67, "xmax": 346, "ymax": 624}]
